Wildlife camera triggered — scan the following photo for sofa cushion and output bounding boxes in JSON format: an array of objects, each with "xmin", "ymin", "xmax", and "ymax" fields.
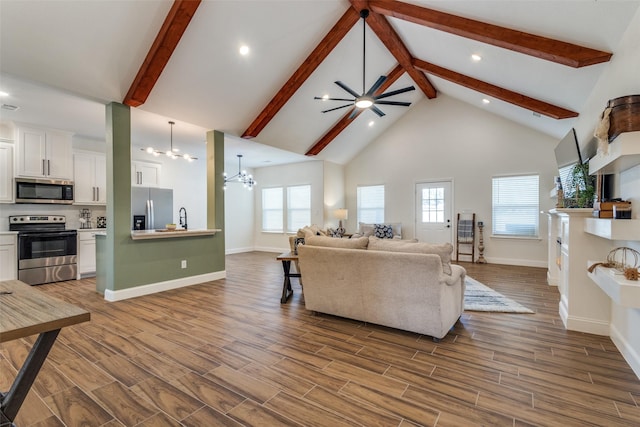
[
  {"xmin": 368, "ymin": 237, "xmax": 453, "ymax": 275},
  {"xmin": 297, "ymin": 224, "xmax": 326, "ymax": 238},
  {"xmin": 305, "ymin": 235, "xmax": 369, "ymax": 249}
]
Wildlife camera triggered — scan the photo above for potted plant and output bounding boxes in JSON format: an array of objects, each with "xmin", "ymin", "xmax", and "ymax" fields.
[{"xmin": 564, "ymin": 162, "xmax": 596, "ymax": 208}]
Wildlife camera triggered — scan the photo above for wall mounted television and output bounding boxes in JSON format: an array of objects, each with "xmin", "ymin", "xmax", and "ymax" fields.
[{"xmin": 554, "ymin": 128, "xmax": 582, "ymax": 193}]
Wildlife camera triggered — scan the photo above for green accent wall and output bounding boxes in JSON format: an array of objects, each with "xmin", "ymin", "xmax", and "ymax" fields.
[{"xmin": 96, "ymin": 103, "xmax": 225, "ymax": 294}]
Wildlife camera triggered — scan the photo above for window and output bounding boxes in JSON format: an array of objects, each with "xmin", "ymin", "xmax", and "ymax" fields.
[
  {"xmin": 262, "ymin": 187, "xmax": 283, "ymax": 232},
  {"xmin": 421, "ymin": 187, "xmax": 444, "ymax": 223},
  {"xmin": 287, "ymin": 185, "xmax": 311, "ymax": 232},
  {"xmin": 492, "ymin": 175, "xmax": 539, "ymax": 237},
  {"xmin": 357, "ymin": 185, "xmax": 384, "ymax": 224}
]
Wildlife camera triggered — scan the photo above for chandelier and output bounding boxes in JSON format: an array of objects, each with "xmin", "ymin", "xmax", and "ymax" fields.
[
  {"xmin": 142, "ymin": 121, "xmax": 197, "ymax": 161},
  {"xmin": 223, "ymin": 154, "xmax": 256, "ymax": 190}
]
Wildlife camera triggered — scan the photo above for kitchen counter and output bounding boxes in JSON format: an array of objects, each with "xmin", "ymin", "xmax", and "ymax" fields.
[{"xmin": 130, "ymin": 229, "xmax": 221, "ymax": 240}]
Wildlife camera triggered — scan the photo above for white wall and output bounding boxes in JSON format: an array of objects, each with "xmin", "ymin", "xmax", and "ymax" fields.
[
  {"xmin": 570, "ymin": 7, "xmax": 640, "ymax": 377},
  {"xmin": 223, "ymin": 159, "xmax": 255, "ymax": 254},
  {"xmin": 323, "ymin": 161, "xmax": 345, "ymax": 230},
  {"xmin": 345, "ymin": 94, "xmax": 558, "ymax": 267}
]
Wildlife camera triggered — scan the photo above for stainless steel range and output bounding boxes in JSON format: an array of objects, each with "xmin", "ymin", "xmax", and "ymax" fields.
[{"xmin": 9, "ymin": 215, "xmax": 77, "ymax": 285}]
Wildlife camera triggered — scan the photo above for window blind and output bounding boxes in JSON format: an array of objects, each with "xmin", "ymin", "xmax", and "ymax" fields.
[
  {"xmin": 262, "ymin": 187, "xmax": 283, "ymax": 232},
  {"xmin": 287, "ymin": 185, "xmax": 311, "ymax": 232},
  {"xmin": 492, "ymin": 175, "xmax": 539, "ymax": 237},
  {"xmin": 357, "ymin": 185, "xmax": 385, "ymax": 224}
]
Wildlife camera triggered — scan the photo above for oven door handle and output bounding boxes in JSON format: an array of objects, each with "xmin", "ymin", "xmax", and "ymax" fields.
[{"xmin": 18, "ymin": 231, "xmax": 78, "ymax": 238}]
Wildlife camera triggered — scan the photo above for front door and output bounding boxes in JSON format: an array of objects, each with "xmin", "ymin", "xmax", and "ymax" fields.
[{"xmin": 415, "ymin": 180, "xmax": 453, "ymax": 244}]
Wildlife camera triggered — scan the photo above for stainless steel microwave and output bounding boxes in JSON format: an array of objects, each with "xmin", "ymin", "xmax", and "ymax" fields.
[{"xmin": 15, "ymin": 178, "xmax": 74, "ymax": 204}]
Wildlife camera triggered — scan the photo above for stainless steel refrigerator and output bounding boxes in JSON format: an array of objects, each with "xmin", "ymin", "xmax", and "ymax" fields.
[{"xmin": 131, "ymin": 187, "xmax": 173, "ymax": 230}]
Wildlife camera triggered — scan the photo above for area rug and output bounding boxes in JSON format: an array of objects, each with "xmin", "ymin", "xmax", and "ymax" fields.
[{"xmin": 464, "ymin": 276, "xmax": 534, "ymax": 313}]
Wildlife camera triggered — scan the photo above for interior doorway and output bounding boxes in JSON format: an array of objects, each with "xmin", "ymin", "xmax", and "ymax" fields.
[{"xmin": 415, "ymin": 180, "xmax": 453, "ymax": 244}]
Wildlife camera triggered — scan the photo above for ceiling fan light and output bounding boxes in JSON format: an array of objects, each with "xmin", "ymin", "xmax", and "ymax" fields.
[
  {"xmin": 146, "ymin": 147, "xmax": 154, "ymax": 154},
  {"xmin": 355, "ymin": 97, "xmax": 373, "ymax": 109}
]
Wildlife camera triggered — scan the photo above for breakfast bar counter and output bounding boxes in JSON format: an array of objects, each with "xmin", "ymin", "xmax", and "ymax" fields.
[{"xmin": 130, "ymin": 229, "xmax": 221, "ymax": 240}]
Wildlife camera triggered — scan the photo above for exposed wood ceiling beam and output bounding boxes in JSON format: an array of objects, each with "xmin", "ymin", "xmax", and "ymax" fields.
[
  {"xmin": 306, "ymin": 64, "xmax": 405, "ymax": 156},
  {"xmin": 412, "ymin": 58, "xmax": 578, "ymax": 119},
  {"xmin": 370, "ymin": 0, "xmax": 612, "ymax": 68},
  {"xmin": 242, "ymin": 8, "xmax": 360, "ymax": 139},
  {"xmin": 123, "ymin": 0, "xmax": 202, "ymax": 107},
  {"xmin": 350, "ymin": 0, "xmax": 437, "ymax": 99}
]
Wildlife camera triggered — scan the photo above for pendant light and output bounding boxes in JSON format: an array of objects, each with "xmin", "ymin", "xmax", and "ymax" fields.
[
  {"xmin": 223, "ymin": 154, "xmax": 256, "ymax": 190},
  {"xmin": 142, "ymin": 121, "xmax": 197, "ymax": 161}
]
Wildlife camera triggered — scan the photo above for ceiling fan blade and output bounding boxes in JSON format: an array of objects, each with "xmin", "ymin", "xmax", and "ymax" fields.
[
  {"xmin": 335, "ymin": 81, "xmax": 361, "ymax": 98},
  {"xmin": 375, "ymin": 85, "xmax": 416, "ymax": 100},
  {"xmin": 321, "ymin": 104, "xmax": 352, "ymax": 113},
  {"xmin": 375, "ymin": 100, "xmax": 412, "ymax": 107},
  {"xmin": 365, "ymin": 76, "xmax": 387, "ymax": 97},
  {"xmin": 314, "ymin": 97, "xmax": 355, "ymax": 102},
  {"xmin": 348, "ymin": 108, "xmax": 361, "ymax": 120},
  {"xmin": 370, "ymin": 105, "xmax": 386, "ymax": 117}
]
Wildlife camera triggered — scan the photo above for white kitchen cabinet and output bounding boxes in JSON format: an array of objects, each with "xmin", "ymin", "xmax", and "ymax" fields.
[
  {"xmin": 0, "ymin": 142, "xmax": 13, "ymax": 203},
  {"xmin": 74, "ymin": 151, "xmax": 106, "ymax": 205},
  {"xmin": 0, "ymin": 234, "xmax": 17, "ymax": 281},
  {"xmin": 78, "ymin": 230, "xmax": 97, "ymax": 278},
  {"xmin": 16, "ymin": 126, "xmax": 73, "ymax": 179},
  {"xmin": 132, "ymin": 161, "xmax": 161, "ymax": 187}
]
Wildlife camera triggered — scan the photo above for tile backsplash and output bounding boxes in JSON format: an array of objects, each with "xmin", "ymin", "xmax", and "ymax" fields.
[{"xmin": 0, "ymin": 203, "xmax": 106, "ymax": 231}]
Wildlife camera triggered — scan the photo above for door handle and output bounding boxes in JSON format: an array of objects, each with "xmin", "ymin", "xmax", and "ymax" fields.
[
  {"xmin": 42, "ymin": 159, "xmax": 46, "ymax": 175},
  {"xmin": 97, "ymin": 187, "xmax": 99, "ymax": 201},
  {"xmin": 47, "ymin": 159, "xmax": 50, "ymax": 175}
]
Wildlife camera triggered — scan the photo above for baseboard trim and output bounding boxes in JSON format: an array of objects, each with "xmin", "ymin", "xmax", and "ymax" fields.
[
  {"xmin": 546, "ymin": 271, "xmax": 558, "ymax": 286},
  {"xmin": 610, "ymin": 323, "xmax": 640, "ymax": 379},
  {"xmin": 104, "ymin": 271, "xmax": 226, "ymax": 302},
  {"xmin": 563, "ymin": 313, "xmax": 610, "ymax": 336},
  {"xmin": 225, "ymin": 247, "xmax": 254, "ymax": 255},
  {"xmin": 484, "ymin": 257, "xmax": 547, "ymax": 268}
]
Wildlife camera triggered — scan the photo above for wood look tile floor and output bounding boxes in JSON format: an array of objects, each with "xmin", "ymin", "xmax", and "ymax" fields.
[{"xmin": 2, "ymin": 252, "xmax": 639, "ymax": 426}]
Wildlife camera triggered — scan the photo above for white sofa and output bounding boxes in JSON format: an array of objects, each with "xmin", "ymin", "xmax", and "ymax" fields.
[{"xmin": 296, "ymin": 236, "xmax": 466, "ymax": 340}]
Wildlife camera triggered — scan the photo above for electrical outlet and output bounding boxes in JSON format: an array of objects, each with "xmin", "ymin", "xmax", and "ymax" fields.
[{"xmin": 181, "ymin": 260, "xmax": 187, "ymax": 269}]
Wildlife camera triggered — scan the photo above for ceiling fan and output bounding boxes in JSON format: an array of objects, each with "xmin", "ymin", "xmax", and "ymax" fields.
[{"xmin": 315, "ymin": 9, "xmax": 415, "ymax": 118}]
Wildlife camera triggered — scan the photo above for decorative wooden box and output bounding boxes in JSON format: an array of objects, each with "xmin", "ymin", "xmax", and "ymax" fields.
[{"xmin": 608, "ymin": 95, "xmax": 640, "ymax": 142}]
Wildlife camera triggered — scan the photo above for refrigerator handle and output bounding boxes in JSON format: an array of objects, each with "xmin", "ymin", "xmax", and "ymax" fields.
[{"xmin": 149, "ymin": 199, "xmax": 154, "ymax": 230}]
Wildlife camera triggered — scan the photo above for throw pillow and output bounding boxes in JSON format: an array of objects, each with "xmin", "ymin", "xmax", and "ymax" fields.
[
  {"xmin": 374, "ymin": 223, "xmax": 394, "ymax": 239},
  {"xmin": 304, "ymin": 235, "xmax": 369, "ymax": 250},
  {"xmin": 369, "ymin": 238, "xmax": 454, "ymax": 275}
]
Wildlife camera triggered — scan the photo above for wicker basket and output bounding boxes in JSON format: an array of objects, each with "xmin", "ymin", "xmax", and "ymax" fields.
[{"xmin": 607, "ymin": 95, "xmax": 640, "ymax": 142}]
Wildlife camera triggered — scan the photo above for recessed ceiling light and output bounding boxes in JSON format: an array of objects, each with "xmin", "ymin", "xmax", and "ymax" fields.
[
  {"xmin": 482, "ymin": 98, "xmax": 490, "ymax": 104},
  {"xmin": 368, "ymin": 121, "xmax": 375, "ymax": 127},
  {"xmin": 471, "ymin": 54, "xmax": 482, "ymax": 62},
  {"xmin": 0, "ymin": 91, "xmax": 9, "ymax": 97},
  {"xmin": 239, "ymin": 45, "xmax": 250, "ymax": 56}
]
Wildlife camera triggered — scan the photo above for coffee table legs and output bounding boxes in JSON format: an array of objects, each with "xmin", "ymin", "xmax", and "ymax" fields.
[
  {"xmin": 1, "ymin": 329, "xmax": 60, "ymax": 424},
  {"xmin": 280, "ymin": 260, "xmax": 302, "ymax": 304}
]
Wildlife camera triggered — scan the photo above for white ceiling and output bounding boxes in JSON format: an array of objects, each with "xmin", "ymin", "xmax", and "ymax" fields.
[{"xmin": 1, "ymin": 0, "xmax": 638, "ymax": 167}]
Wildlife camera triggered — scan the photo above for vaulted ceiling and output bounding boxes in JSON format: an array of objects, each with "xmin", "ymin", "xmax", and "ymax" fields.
[{"xmin": 1, "ymin": 0, "xmax": 638, "ymax": 166}]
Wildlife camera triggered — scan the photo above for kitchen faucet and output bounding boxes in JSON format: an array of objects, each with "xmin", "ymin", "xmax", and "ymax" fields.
[{"xmin": 179, "ymin": 207, "xmax": 188, "ymax": 230}]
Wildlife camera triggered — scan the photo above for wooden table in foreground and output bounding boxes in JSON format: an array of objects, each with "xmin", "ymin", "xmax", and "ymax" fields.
[
  {"xmin": 0, "ymin": 280, "xmax": 90, "ymax": 425},
  {"xmin": 276, "ymin": 252, "xmax": 301, "ymax": 304}
]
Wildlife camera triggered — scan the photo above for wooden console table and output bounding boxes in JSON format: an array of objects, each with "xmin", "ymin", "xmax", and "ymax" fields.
[
  {"xmin": 0, "ymin": 280, "xmax": 90, "ymax": 424},
  {"xmin": 276, "ymin": 252, "xmax": 301, "ymax": 304}
]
